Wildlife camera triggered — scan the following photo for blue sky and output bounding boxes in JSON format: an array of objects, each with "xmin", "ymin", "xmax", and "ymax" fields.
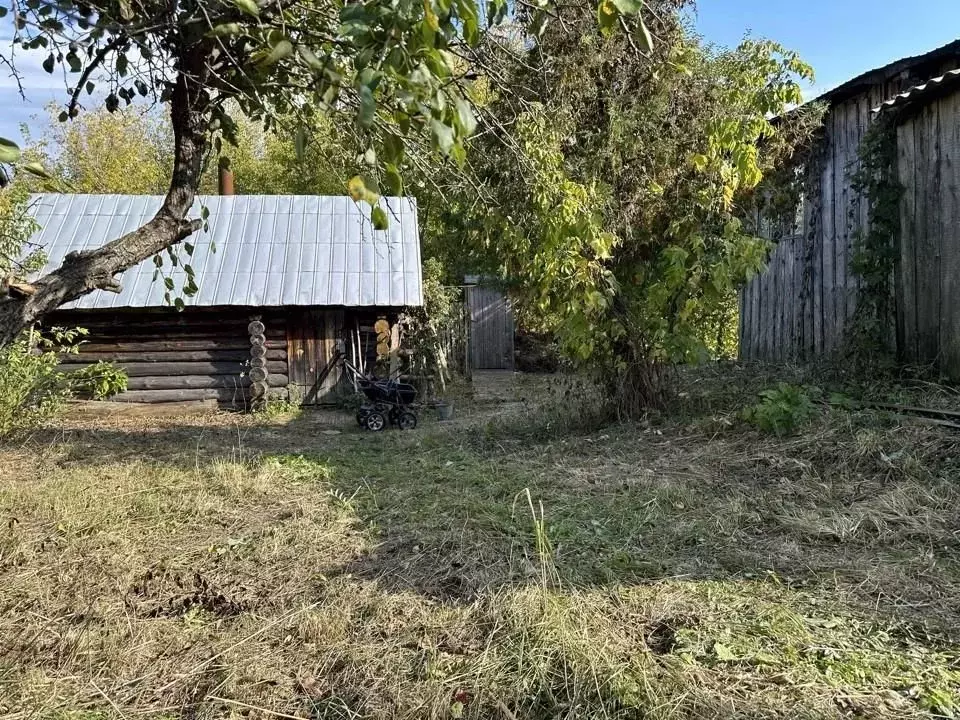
[
  {"xmin": 693, "ymin": 0, "xmax": 960, "ymax": 98},
  {"xmin": 1, "ymin": 4, "xmax": 960, "ymax": 143}
]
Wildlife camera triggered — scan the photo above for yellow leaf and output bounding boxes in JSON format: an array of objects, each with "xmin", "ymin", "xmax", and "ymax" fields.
[
  {"xmin": 347, "ymin": 175, "xmax": 365, "ymax": 201},
  {"xmin": 423, "ymin": 0, "xmax": 440, "ymax": 31}
]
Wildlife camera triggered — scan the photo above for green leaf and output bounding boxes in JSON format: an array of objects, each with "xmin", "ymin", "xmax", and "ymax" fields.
[
  {"xmin": 86, "ymin": 81, "xmax": 95, "ymax": 95},
  {"xmin": 297, "ymin": 45, "xmax": 324, "ymax": 72},
  {"xmin": 363, "ymin": 147, "xmax": 376, "ymax": 166},
  {"xmin": 431, "ymin": 119, "xmax": 455, "ymax": 155},
  {"xmin": 455, "ymin": 0, "xmax": 479, "ymax": 45},
  {"xmin": 207, "ymin": 23, "xmax": 243, "ymax": 37},
  {"xmin": 636, "ymin": 16, "xmax": 653, "ymax": 52},
  {"xmin": 0, "ymin": 6, "xmax": 7, "ymax": 17},
  {"xmin": 42, "ymin": 53, "xmax": 54, "ymax": 74},
  {"xmin": 116, "ymin": 53, "xmax": 128, "ymax": 77},
  {"xmin": 371, "ymin": 206, "xmax": 389, "ymax": 231},
  {"xmin": 597, "ymin": 0, "xmax": 617, "ymax": 36},
  {"xmin": 713, "ymin": 642, "xmax": 736, "ymax": 662},
  {"xmin": 174, "ymin": 297, "xmax": 185, "ymax": 311},
  {"xmin": 383, "ymin": 132, "xmax": 404, "ymax": 164},
  {"xmin": 163, "ymin": 277, "xmax": 175, "ymax": 290},
  {"xmin": 257, "ymin": 39, "xmax": 293, "ymax": 66},
  {"xmin": 117, "ymin": 0, "xmax": 133, "ymax": 20},
  {"xmin": 611, "ymin": 0, "xmax": 643, "ymax": 13},
  {"xmin": 184, "ymin": 243, "xmax": 195, "ymax": 256},
  {"xmin": 0, "ymin": 137, "xmax": 20, "ymax": 164},
  {"xmin": 384, "ymin": 163, "xmax": 403, "ymax": 196},
  {"xmin": 21, "ymin": 161, "xmax": 52, "ymax": 179},
  {"xmin": 358, "ymin": 85, "xmax": 376, "ymax": 128},
  {"xmin": 294, "ymin": 126, "xmax": 307, "ymax": 162},
  {"xmin": 455, "ymin": 98, "xmax": 477, "ymax": 136},
  {"xmin": 66, "ymin": 51, "xmax": 81, "ymax": 73},
  {"xmin": 230, "ymin": 0, "xmax": 260, "ymax": 17}
]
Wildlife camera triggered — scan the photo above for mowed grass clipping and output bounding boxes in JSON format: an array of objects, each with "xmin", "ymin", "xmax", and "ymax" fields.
[{"xmin": 1, "ymin": 376, "xmax": 960, "ymax": 719}]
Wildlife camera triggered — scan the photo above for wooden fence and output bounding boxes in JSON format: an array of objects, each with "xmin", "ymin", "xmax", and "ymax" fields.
[
  {"xmin": 896, "ymin": 88, "xmax": 960, "ymax": 378},
  {"xmin": 739, "ymin": 66, "xmax": 960, "ymax": 379}
]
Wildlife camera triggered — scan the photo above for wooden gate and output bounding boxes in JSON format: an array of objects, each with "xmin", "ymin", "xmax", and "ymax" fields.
[
  {"xmin": 286, "ymin": 309, "xmax": 344, "ymax": 404},
  {"xmin": 466, "ymin": 286, "xmax": 515, "ymax": 370}
]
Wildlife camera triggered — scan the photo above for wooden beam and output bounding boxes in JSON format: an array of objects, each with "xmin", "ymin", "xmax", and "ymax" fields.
[
  {"xmin": 58, "ymin": 361, "xmax": 287, "ymax": 377},
  {"xmin": 59, "ymin": 349, "xmax": 287, "ymax": 363},
  {"xmin": 112, "ymin": 388, "xmax": 252, "ymax": 404},
  {"xmin": 78, "ymin": 339, "xmax": 285, "ymax": 352}
]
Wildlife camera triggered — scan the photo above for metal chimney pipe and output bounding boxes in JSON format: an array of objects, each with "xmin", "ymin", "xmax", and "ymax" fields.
[{"xmin": 218, "ymin": 164, "xmax": 234, "ymax": 196}]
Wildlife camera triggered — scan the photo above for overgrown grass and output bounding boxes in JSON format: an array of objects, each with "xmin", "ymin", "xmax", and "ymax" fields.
[{"xmin": 1, "ymin": 367, "xmax": 959, "ymax": 719}]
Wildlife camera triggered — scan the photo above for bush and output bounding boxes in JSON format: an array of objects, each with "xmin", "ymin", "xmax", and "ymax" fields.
[
  {"xmin": 741, "ymin": 383, "xmax": 819, "ymax": 436},
  {"xmin": 68, "ymin": 360, "xmax": 128, "ymax": 400},
  {"xmin": 0, "ymin": 328, "xmax": 81, "ymax": 437},
  {"xmin": 0, "ymin": 327, "xmax": 128, "ymax": 437}
]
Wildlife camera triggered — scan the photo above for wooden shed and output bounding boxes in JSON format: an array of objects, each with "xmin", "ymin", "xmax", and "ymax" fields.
[
  {"xmin": 739, "ymin": 39, "xmax": 960, "ymax": 378},
  {"xmin": 28, "ymin": 193, "xmax": 423, "ymax": 405},
  {"xmin": 464, "ymin": 276, "xmax": 515, "ymax": 371}
]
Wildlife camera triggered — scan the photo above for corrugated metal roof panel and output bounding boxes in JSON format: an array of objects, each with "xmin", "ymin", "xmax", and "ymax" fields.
[
  {"xmin": 27, "ymin": 193, "xmax": 423, "ymax": 309},
  {"xmin": 873, "ymin": 68, "xmax": 960, "ymax": 113}
]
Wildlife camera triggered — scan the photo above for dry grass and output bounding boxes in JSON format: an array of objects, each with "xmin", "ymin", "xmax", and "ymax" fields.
[{"xmin": 1, "ymin": 367, "xmax": 960, "ymax": 719}]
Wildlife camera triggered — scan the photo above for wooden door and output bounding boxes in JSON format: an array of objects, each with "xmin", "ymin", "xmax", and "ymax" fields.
[
  {"xmin": 467, "ymin": 286, "xmax": 515, "ymax": 370},
  {"xmin": 286, "ymin": 309, "xmax": 344, "ymax": 404}
]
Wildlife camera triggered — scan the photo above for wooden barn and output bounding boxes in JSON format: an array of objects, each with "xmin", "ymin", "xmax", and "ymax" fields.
[
  {"xmin": 28, "ymin": 193, "xmax": 423, "ymax": 406},
  {"xmin": 739, "ymin": 39, "xmax": 960, "ymax": 379}
]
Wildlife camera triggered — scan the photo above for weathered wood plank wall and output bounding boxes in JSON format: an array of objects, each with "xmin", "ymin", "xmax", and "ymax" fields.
[
  {"xmin": 466, "ymin": 285, "xmax": 515, "ymax": 370},
  {"xmin": 740, "ymin": 58, "xmax": 960, "ymax": 370},
  {"xmin": 286, "ymin": 309, "xmax": 344, "ymax": 404},
  {"xmin": 51, "ymin": 308, "xmax": 289, "ymax": 406},
  {"xmin": 897, "ymin": 86, "xmax": 960, "ymax": 379}
]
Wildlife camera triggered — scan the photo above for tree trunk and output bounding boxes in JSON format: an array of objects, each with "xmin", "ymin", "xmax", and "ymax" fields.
[{"xmin": 0, "ymin": 54, "xmax": 211, "ymax": 347}]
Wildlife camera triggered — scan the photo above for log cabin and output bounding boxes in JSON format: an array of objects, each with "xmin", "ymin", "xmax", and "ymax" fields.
[
  {"xmin": 27, "ymin": 192, "xmax": 423, "ymax": 406},
  {"xmin": 739, "ymin": 39, "xmax": 960, "ymax": 379}
]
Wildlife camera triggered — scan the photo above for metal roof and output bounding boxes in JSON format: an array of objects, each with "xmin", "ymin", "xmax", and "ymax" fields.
[
  {"xmin": 816, "ymin": 38, "xmax": 960, "ymax": 106},
  {"xmin": 873, "ymin": 68, "xmax": 960, "ymax": 113},
  {"xmin": 28, "ymin": 194, "xmax": 423, "ymax": 309}
]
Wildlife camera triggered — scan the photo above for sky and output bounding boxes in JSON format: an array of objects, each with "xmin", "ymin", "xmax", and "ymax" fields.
[{"xmin": 1, "ymin": 3, "xmax": 960, "ymax": 144}]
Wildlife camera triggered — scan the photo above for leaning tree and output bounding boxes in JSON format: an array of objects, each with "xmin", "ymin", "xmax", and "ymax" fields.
[{"xmin": 0, "ymin": 0, "xmax": 653, "ymax": 344}]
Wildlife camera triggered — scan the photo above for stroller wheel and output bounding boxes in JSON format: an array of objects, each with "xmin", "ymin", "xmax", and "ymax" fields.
[
  {"xmin": 397, "ymin": 411, "xmax": 418, "ymax": 430},
  {"xmin": 364, "ymin": 411, "xmax": 387, "ymax": 432}
]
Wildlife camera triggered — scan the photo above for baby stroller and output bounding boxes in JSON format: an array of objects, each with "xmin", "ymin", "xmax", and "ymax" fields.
[{"xmin": 337, "ymin": 345, "xmax": 419, "ymax": 432}]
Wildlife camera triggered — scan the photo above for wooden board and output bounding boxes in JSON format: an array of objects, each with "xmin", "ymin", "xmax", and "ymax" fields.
[
  {"xmin": 467, "ymin": 286, "xmax": 515, "ymax": 370},
  {"xmin": 286, "ymin": 309, "xmax": 346, "ymax": 404},
  {"xmin": 59, "ymin": 361, "xmax": 286, "ymax": 377},
  {"xmin": 60, "ymin": 349, "xmax": 286, "ymax": 364},
  {"xmin": 942, "ymin": 90, "xmax": 960, "ymax": 379}
]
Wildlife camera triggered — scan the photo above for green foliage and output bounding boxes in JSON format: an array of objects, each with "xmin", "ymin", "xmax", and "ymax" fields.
[
  {"xmin": 2, "ymin": 0, "xmax": 652, "ymax": 229},
  {"xmin": 25, "ymin": 105, "xmax": 173, "ymax": 194},
  {"xmin": 400, "ymin": 257, "xmax": 462, "ymax": 398},
  {"xmin": 741, "ymin": 383, "xmax": 819, "ymax": 435},
  {"xmin": 0, "ymin": 183, "xmax": 44, "ymax": 281},
  {"xmin": 849, "ymin": 116, "xmax": 902, "ymax": 355},
  {"xmin": 0, "ymin": 327, "xmax": 87, "ymax": 438},
  {"xmin": 67, "ymin": 361, "xmax": 128, "ymax": 400},
  {"xmin": 428, "ymin": 8, "xmax": 817, "ymax": 413}
]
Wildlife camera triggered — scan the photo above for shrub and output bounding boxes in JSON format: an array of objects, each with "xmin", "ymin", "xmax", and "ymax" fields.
[
  {"xmin": 0, "ymin": 327, "xmax": 128, "ymax": 437},
  {"xmin": 68, "ymin": 360, "xmax": 128, "ymax": 400},
  {"xmin": 741, "ymin": 383, "xmax": 819, "ymax": 436},
  {"xmin": 0, "ymin": 327, "xmax": 83, "ymax": 437}
]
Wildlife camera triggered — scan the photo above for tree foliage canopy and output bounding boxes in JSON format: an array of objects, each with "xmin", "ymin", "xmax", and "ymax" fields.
[{"xmin": 0, "ymin": 0, "xmax": 652, "ymax": 342}]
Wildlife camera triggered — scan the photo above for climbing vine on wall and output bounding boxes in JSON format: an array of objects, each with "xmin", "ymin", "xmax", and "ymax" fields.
[{"xmin": 849, "ymin": 115, "xmax": 902, "ymax": 354}]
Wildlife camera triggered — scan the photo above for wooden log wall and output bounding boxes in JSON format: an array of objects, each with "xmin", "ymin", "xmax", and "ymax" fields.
[
  {"xmin": 50, "ymin": 308, "xmax": 290, "ymax": 405},
  {"xmin": 896, "ymin": 86, "xmax": 960, "ymax": 380},
  {"xmin": 740, "ymin": 55, "xmax": 960, "ymax": 363}
]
